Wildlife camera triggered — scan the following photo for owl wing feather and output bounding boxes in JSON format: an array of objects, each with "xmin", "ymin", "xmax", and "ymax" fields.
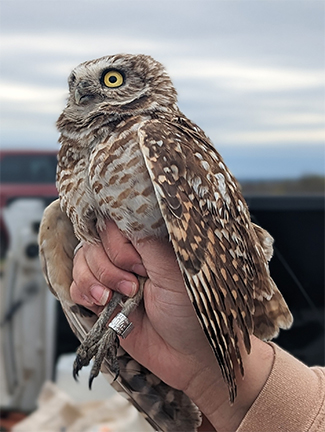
[
  {"xmin": 138, "ymin": 117, "xmax": 288, "ymax": 402},
  {"xmin": 39, "ymin": 199, "xmax": 201, "ymax": 432}
]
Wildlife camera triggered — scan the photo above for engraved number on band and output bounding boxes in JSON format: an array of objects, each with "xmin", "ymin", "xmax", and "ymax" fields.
[{"xmin": 108, "ymin": 313, "xmax": 134, "ymax": 339}]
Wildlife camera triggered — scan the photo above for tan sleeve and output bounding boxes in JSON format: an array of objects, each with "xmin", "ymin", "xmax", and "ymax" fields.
[{"xmin": 237, "ymin": 343, "xmax": 325, "ymax": 432}]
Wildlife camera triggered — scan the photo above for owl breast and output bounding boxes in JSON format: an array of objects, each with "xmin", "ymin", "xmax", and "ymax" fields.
[{"xmin": 89, "ymin": 118, "xmax": 167, "ymax": 241}]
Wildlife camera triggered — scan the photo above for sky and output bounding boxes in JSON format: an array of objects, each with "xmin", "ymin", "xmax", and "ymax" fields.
[{"xmin": 0, "ymin": 0, "xmax": 324, "ymax": 179}]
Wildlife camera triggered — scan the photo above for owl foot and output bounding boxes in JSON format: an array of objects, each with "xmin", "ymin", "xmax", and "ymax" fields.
[
  {"xmin": 73, "ymin": 290, "xmax": 123, "ymax": 380},
  {"xmin": 73, "ymin": 277, "xmax": 146, "ymax": 387},
  {"xmin": 88, "ymin": 328, "xmax": 120, "ymax": 389}
]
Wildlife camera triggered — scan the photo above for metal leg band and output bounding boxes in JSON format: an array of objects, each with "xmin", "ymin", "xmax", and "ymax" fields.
[{"xmin": 108, "ymin": 313, "xmax": 134, "ymax": 339}]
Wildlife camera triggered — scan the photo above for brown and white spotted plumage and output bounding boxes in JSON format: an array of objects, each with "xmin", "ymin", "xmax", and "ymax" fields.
[{"xmin": 40, "ymin": 53, "xmax": 292, "ymax": 430}]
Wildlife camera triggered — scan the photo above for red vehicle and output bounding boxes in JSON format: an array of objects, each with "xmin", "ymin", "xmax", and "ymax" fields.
[{"xmin": 0, "ymin": 150, "xmax": 58, "ymax": 257}]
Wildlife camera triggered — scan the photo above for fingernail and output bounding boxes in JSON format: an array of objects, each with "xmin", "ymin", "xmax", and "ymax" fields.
[
  {"xmin": 81, "ymin": 294, "xmax": 94, "ymax": 305},
  {"xmin": 132, "ymin": 263, "xmax": 147, "ymax": 277},
  {"xmin": 90, "ymin": 285, "xmax": 110, "ymax": 306},
  {"xmin": 118, "ymin": 281, "xmax": 137, "ymax": 297}
]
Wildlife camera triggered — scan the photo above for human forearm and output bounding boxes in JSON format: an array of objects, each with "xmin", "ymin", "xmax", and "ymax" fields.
[
  {"xmin": 237, "ymin": 343, "xmax": 325, "ymax": 432},
  {"xmin": 188, "ymin": 337, "xmax": 274, "ymax": 432}
]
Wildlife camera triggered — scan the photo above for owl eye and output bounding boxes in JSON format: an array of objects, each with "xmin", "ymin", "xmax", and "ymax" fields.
[{"xmin": 102, "ymin": 70, "xmax": 124, "ymax": 88}]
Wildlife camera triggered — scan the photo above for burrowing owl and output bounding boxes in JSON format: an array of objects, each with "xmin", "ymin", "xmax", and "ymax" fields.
[{"xmin": 39, "ymin": 54, "xmax": 292, "ymax": 431}]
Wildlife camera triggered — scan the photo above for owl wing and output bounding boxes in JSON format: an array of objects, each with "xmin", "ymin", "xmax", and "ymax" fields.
[
  {"xmin": 138, "ymin": 117, "xmax": 282, "ymax": 402},
  {"xmin": 39, "ymin": 199, "xmax": 201, "ymax": 432}
]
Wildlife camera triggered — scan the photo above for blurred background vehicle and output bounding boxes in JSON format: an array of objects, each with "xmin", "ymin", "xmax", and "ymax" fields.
[
  {"xmin": 0, "ymin": 151, "xmax": 59, "ymax": 424},
  {"xmin": 0, "ymin": 150, "xmax": 58, "ymax": 258},
  {"xmin": 1, "ymin": 199, "xmax": 57, "ymax": 413}
]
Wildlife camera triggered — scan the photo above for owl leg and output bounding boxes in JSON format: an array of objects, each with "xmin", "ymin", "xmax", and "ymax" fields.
[
  {"xmin": 73, "ymin": 290, "xmax": 123, "ymax": 380},
  {"xmin": 73, "ymin": 277, "xmax": 145, "ymax": 388},
  {"xmin": 87, "ymin": 276, "xmax": 145, "ymax": 388}
]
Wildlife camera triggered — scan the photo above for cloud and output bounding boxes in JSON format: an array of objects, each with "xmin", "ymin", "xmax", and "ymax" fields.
[
  {"xmin": 1, "ymin": 33, "xmax": 162, "ymax": 57},
  {"xmin": 0, "ymin": 81, "xmax": 64, "ymax": 105},
  {"xmin": 0, "ymin": 0, "xmax": 324, "ymax": 179},
  {"xmin": 171, "ymin": 59, "xmax": 324, "ymax": 92},
  {"xmin": 217, "ymin": 128, "xmax": 325, "ymax": 146},
  {"xmin": 259, "ymin": 113, "xmax": 325, "ymax": 127}
]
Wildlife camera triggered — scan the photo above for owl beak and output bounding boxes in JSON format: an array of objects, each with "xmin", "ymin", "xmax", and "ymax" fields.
[
  {"xmin": 74, "ymin": 82, "xmax": 94, "ymax": 105},
  {"xmin": 74, "ymin": 88, "xmax": 82, "ymax": 105},
  {"xmin": 75, "ymin": 88, "xmax": 91, "ymax": 105}
]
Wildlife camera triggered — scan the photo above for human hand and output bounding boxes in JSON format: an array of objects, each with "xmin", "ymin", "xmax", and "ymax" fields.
[
  {"xmin": 71, "ymin": 220, "xmax": 222, "ymax": 394},
  {"xmin": 71, "ymin": 220, "xmax": 274, "ymax": 431}
]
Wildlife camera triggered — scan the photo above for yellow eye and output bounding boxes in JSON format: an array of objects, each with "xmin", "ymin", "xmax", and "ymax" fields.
[{"xmin": 103, "ymin": 70, "xmax": 124, "ymax": 88}]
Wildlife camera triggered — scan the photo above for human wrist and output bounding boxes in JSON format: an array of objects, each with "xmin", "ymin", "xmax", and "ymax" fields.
[
  {"xmin": 187, "ymin": 369, "xmax": 227, "ymax": 430},
  {"xmin": 184, "ymin": 352, "xmax": 234, "ymax": 432},
  {"xmin": 185, "ymin": 337, "xmax": 274, "ymax": 432}
]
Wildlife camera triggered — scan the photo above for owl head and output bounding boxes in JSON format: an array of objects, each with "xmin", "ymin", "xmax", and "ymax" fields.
[{"xmin": 61, "ymin": 54, "xmax": 178, "ymax": 124}]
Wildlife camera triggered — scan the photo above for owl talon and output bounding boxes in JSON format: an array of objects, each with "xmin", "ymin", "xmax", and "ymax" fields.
[
  {"xmin": 73, "ymin": 368, "xmax": 79, "ymax": 381},
  {"xmin": 88, "ymin": 372, "xmax": 96, "ymax": 390},
  {"xmin": 73, "ymin": 349, "xmax": 92, "ymax": 380},
  {"xmin": 87, "ymin": 327, "xmax": 120, "ymax": 386}
]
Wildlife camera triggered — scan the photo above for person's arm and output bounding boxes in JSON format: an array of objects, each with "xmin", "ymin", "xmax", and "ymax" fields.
[
  {"xmin": 237, "ymin": 342, "xmax": 325, "ymax": 432},
  {"xmin": 71, "ymin": 221, "xmax": 325, "ymax": 431}
]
